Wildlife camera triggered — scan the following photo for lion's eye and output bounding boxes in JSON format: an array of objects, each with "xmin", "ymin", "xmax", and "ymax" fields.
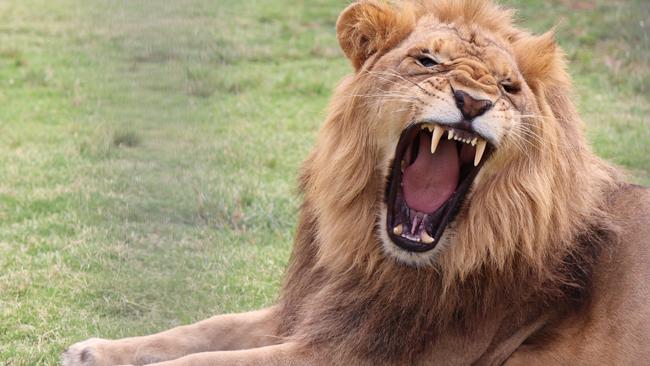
[
  {"xmin": 417, "ymin": 56, "xmax": 439, "ymax": 68},
  {"xmin": 501, "ymin": 82, "xmax": 521, "ymax": 95}
]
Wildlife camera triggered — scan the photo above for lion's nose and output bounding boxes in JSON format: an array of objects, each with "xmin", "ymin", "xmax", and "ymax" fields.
[{"xmin": 453, "ymin": 90, "xmax": 493, "ymax": 120}]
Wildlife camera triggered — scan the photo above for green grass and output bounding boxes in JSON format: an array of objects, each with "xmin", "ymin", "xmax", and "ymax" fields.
[{"xmin": 0, "ymin": 0, "xmax": 647, "ymax": 364}]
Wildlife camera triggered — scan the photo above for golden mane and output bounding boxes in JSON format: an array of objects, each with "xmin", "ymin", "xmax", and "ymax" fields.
[
  {"xmin": 273, "ymin": 3, "xmax": 626, "ymax": 362},
  {"xmin": 297, "ymin": 0, "xmax": 620, "ymax": 289}
]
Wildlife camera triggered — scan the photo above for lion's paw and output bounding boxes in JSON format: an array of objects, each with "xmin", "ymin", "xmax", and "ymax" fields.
[{"xmin": 61, "ymin": 338, "xmax": 131, "ymax": 366}]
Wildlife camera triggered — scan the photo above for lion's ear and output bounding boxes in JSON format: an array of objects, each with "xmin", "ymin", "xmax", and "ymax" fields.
[
  {"xmin": 336, "ymin": 1, "xmax": 415, "ymax": 71},
  {"xmin": 513, "ymin": 31, "xmax": 580, "ymax": 127},
  {"xmin": 513, "ymin": 31, "xmax": 570, "ymax": 92}
]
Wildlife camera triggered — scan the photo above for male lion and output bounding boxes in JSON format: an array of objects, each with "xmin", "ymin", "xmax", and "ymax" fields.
[{"xmin": 63, "ymin": 0, "xmax": 650, "ymax": 365}]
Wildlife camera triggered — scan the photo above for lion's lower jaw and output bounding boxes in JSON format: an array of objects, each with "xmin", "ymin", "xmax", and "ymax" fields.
[{"xmin": 378, "ymin": 208, "xmax": 452, "ymax": 267}]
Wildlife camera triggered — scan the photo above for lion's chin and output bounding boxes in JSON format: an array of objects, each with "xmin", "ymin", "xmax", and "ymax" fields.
[
  {"xmin": 379, "ymin": 208, "xmax": 456, "ymax": 266},
  {"xmin": 384, "ymin": 121, "xmax": 492, "ymax": 254}
]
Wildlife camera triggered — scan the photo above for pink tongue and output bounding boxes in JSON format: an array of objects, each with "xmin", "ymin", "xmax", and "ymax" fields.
[{"xmin": 402, "ymin": 132, "xmax": 460, "ymax": 213}]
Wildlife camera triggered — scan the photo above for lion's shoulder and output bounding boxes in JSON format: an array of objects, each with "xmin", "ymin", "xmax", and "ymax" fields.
[
  {"xmin": 597, "ymin": 183, "xmax": 650, "ymax": 309},
  {"xmin": 510, "ymin": 184, "xmax": 650, "ymax": 365},
  {"xmin": 610, "ymin": 183, "xmax": 650, "ymax": 230},
  {"xmin": 606, "ymin": 183, "xmax": 650, "ymax": 259}
]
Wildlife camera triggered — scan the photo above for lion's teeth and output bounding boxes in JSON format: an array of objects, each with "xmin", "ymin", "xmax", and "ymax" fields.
[
  {"xmin": 471, "ymin": 138, "xmax": 477, "ymax": 146},
  {"xmin": 420, "ymin": 231, "xmax": 434, "ymax": 244},
  {"xmin": 430, "ymin": 125, "xmax": 444, "ymax": 154},
  {"xmin": 474, "ymin": 139, "xmax": 487, "ymax": 166},
  {"xmin": 448, "ymin": 130, "xmax": 455, "ymax": 140},
  {"xmin": 393, "ymin": 224, "xmax": 403, "ymax": 236}
]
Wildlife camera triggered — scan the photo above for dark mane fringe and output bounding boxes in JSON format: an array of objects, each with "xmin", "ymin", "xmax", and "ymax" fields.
[{"xmin": 277, "ymin": 193, "xmax": 620, "ymax": 364}]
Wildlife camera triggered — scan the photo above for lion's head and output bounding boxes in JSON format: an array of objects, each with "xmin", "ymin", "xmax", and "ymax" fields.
[{"xmin": 299, "ymin": 0, "xmax": 617, "ymax": 283}]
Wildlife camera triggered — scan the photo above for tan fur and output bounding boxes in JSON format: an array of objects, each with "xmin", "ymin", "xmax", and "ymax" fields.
[{"xmin": 62, "ymin": 1, "xmax": 649, "ymax": 365}]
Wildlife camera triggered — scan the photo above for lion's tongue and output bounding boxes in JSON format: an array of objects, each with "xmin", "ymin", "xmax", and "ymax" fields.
[{"xmin": 402, "ymin": 133, "xmax": 459, "ymax": 213}]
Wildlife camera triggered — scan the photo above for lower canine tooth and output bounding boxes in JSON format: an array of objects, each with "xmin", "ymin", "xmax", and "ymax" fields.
[
  {"xmin": 430, "ymin": 125, "xmax": 445, "ymax": 153},
  {"xmin": 420, "ymin": 231, "xmax": 434, "ymax": 244},
  {"xmin": 393, "ymin": 224, "xmax": 403, "ymax": 236},
  {"xmin": 474, "ymin": 139, "xmax": 487, "ymax": 166}
]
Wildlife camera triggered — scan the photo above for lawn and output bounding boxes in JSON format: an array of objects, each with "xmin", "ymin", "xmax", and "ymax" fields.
[{"xmin": 0, "ymin": 0, "xmax": 648, "ymax": 364}]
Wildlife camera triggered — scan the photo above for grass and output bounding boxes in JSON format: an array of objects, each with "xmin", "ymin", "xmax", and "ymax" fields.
[{"xmin": 0, "ymin": 0, "xmax": 647, "ymax": 364}]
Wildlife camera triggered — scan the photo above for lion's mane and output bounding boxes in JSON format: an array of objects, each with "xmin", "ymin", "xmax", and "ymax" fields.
[{"xmin": 277, "ymin": 0, "xmax": 622, "ymax": 364}]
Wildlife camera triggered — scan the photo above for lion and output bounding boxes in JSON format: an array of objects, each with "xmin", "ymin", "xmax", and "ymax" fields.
[{"xmin": 62, "ymin": 0, "xmax": 650, "ymax": 365}]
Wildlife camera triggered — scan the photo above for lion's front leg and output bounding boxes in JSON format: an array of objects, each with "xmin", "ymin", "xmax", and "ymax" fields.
[
  {"xmin": 62, "ymin": 307, "xmax": 281, "ymax": 366},
  {"xmin": 145, "ymin": 342, "xmax": 316, "ymax": 366}
]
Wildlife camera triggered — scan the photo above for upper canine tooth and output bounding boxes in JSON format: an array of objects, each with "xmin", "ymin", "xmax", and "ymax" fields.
[
  {"xmin": 474, "ymin": 139, "xmax": 487, "ymax": 166},
  {"xmin": 420, "ymin": 231, "xmax": 434, "ymax": 244},
  {"xmin": 430, "ymin": 125, "xmax": 445, "ymax": 154},
  {"xmin": 448, "ymin": 130, "xmax": 455, "ymax": 140}
]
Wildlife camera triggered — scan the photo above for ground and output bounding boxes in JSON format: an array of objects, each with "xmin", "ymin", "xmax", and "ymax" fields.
[{"xmin": 0, "ymin": 0, "xmax": 648, "ymax": 364}]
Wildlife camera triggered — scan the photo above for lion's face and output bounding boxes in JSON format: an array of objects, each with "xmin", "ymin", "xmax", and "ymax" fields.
[
  {"xmin": 339, "ymin": 14, "xmax": 542, "ymax": 265},
  {"xmin": 306, "ymin": 0, "xmax": 588, "ymax": 273},
  {"xmin": 324, "ymin": 1, "xmax": 564, "ymax": 268},
  {"xmin": 366, "ymin": 21, "xmax": 540, "ymax": 265}
]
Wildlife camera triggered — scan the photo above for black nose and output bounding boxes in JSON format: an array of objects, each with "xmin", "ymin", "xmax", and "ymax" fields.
[{"xmin": 453, "ymin": 90, "xmax": 493, "ymax": 120}]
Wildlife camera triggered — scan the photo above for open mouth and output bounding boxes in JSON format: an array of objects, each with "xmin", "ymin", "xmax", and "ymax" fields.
[{"xmin": 385, "ymin": 122, "xmax": 493, "ymax": 252}]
